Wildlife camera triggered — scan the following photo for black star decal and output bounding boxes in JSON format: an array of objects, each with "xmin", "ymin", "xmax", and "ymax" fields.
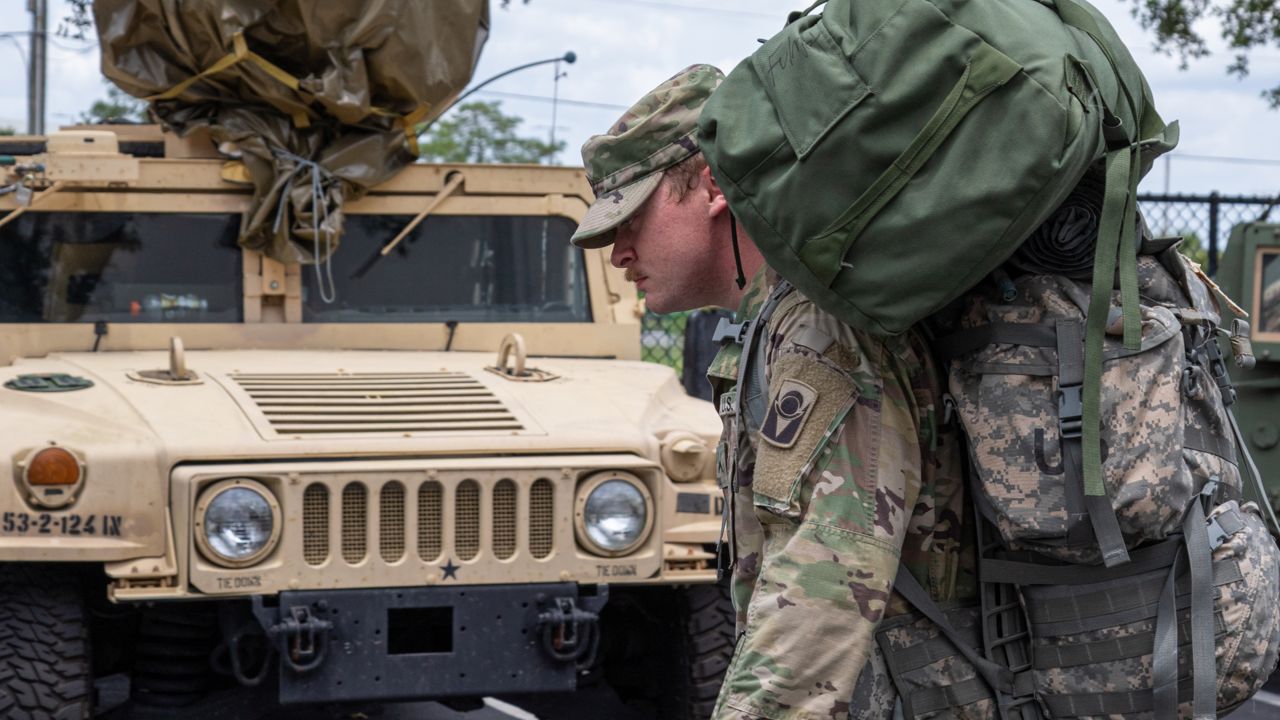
[{"xmin": 441, "ymin": 559, "xmax": 459, "ymax": 581}]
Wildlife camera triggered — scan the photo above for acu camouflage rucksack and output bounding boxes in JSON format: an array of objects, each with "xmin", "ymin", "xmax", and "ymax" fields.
[{"xmin": 913, "ymin": 214, "xmax": 1280, "ymax": 719}]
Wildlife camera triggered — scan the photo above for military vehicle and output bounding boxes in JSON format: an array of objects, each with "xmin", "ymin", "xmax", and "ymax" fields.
[
  {"xmin": 1216, "ymin": 221, "xmax": 1280, "ymax": 519},
  {"xmin": 0, "ymin": 126, "xmax": 733, "ymax": 719}
]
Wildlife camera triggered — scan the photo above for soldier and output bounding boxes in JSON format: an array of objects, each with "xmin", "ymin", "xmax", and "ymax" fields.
[{"xmin": 570, "ymin": 65, "xmax": 974, "ymax": 719}]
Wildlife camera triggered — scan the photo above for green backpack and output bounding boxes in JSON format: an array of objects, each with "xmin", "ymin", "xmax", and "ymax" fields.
[
  {"xmin": 702, "ymin": 0, "xmax": 1178, "ymax": 576},
  {"xmin": 700, "ymin": 0, "xmax": 1172, "ymax": 338}
]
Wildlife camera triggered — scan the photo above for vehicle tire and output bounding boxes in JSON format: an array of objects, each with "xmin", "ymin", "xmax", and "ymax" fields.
[
  {"xmin": 602, "ymin": 581, "xmax": 736, "ymax": 720},
  {"xmin": 669, "ymin": 581, "xmax": 737, "ymax": 720},
  {"xmin": 0, "ymin": 565, "xmax": 91, "ymax": 720}
]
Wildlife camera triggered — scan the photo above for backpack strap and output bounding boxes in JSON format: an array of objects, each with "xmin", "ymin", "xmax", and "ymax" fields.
[
  {"xmin": 1056, "ymin": 318, "xmax": 1130, "ymax": 564},
  {"xmin": 737, "ymin": 280, "xmax": 793, "ymax": 440},
  {"xmin": 1153, "ymin": 498, "xmax": 1217, "ymax": 720},
  {"xmin": 892, "ymin": 566, "xmax": 1032, "ymax": 701}
]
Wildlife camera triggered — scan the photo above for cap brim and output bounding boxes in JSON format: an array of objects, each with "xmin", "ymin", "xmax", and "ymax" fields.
[{"xmin": 570, "ymin": 172, "xmax": 663, "ymax": 249}]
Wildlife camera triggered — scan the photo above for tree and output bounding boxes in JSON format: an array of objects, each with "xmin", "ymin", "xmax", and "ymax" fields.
[
  {"xmin": 1127, "ymin": 0, "xmax": 1280, "ymax": 108},
  {"xmin": 1177, "ymin": 231, "xmax": 1210, "ymax": 267},
  {"xmin": 418, "ymin": 101, "xmax": 563, "ymax": 164},
  {"xmin": 0, "ymin": 127, "xmax": 14, "ymax": 136},
  {"xmin": 78, "ymin": 87, "xmax": 148, "ymax": 124}
]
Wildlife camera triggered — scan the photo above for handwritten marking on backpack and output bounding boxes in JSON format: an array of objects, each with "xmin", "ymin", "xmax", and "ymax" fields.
[{"xmin": 765, "ymin": 35, "xmax": 811, "ymax": 86}]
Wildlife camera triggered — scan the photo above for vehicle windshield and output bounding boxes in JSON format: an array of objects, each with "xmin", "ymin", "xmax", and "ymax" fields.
[
  {"xmin": 1262, "ymin": 249, "xmax": 1279, "ymax": 335},
  {"xmin": 0, "ymin": 211, "xmax": 242, "ymax": 323},
  {"xmin": 303, "ymin": 214, "xmax": 591, "ymax": 323}
]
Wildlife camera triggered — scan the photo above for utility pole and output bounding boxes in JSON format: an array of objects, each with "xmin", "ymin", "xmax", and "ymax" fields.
[
  {"xmin": 27, "ymin": 0, "xmax": 47, "ymax": 135},
  {"xmin": 549, "ymin": 60, "xmax": 568, "ymax": 164}
]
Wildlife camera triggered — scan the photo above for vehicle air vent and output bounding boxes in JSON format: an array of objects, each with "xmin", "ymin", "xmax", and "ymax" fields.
[{"xmin": 225, "ymin": 372, "xmax": 525, "ymax": 437}]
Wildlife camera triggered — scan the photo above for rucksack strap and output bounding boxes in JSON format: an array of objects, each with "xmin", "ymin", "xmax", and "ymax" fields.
[
  {"xmin": 736, "ymin": 280, "xmax": 793, "ymax": 440},
  {"xmin": 1153, "ymin": 499, "xmax": 1217, "ymax": 719},
  {"xmin": 1227, "ymin": 406, "xmax": 1280, "ymax": 536},
  {"xmin": 1055, "ymin": 318, "xmax": 1130, "ymax": 564},
  {"xmin": 892, "ymin": 566, "xmax": 1033, "ymax": 701}
]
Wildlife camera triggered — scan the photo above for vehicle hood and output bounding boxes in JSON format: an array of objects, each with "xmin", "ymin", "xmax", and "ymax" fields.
[{"xmin": 1, "ymin": 350, "xmax": 719, "ymax": 465}]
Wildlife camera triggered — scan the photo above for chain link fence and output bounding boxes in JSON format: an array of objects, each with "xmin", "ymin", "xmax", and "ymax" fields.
[
  {"xmin": 1139, "ymin": 193, "xmax": 1279, "ymax": 274},
  {"xmin": 640, "ymin": 193, "xmax": 1280, "ymax": 374}
]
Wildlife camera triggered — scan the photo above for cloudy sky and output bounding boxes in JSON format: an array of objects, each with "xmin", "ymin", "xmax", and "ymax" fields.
[{"xmin": 1, "ymin": 0, "xmax": 1277, "ymax": 196}]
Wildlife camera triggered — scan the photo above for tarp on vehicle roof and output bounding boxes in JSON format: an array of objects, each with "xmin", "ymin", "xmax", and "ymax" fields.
[{"xmin": 94, "ymin": 0, "xmax": 489, "ymax": 275}]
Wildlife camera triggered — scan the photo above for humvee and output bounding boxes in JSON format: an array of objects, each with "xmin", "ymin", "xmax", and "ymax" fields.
[
  {"xmin": 0, "ymin": 126, "xmax": 732, "ymax": 719},
  {"xmin": 1216, "ymin": 221, "xmax": 1280, "ymax": 520}
]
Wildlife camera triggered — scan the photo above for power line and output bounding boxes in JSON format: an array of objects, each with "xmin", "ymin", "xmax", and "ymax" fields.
[
  {"xmin": 580, "ymin": 0, "xmax": 778, "ymax": 19},
  {"xmin": 475, "ymin": 89, "xmax": 628, "ymax": 111},
  {"xmin": 1165, "ymin": 153, "xmax": 1280, "ymax": 167}
]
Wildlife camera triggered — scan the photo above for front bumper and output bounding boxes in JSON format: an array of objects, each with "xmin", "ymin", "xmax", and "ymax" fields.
[{"xmin": 251, "ymin": 582, "xmax": 606, "ymax": 704}]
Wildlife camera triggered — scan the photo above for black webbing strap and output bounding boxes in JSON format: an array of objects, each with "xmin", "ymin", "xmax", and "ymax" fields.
[
  {"xmin": 1207, "ymin": 505, "xmax": 1247, "ymax": 550},
  {"xmin": 1033, "ymin": 613, "xmax": 1226, "ymax": 669},
  {"xmin": 934, "ymin": 322, "xmax": 1059, "ymax": 363},
  {"xmin": 1182, "ymin": 425, "xmax": 1238, "ymax": 465},
  {"xmin": 1026, "ymin": 558, "xmax": 1241, "ymax": 625},
  {"xmin": 893, "ymin": 567, "xmax": 1019, "ymax": 697},
  {"xmin": 1055, "ymin": 318, "xmax": 1131, "ymax": 566},
  {"xmin": 980, "ymin": 535, "xmax": 1182, "ymax": 586},
  {"xmin": 1185, "ymin": 500, "xmax": 1217, "ymax": 720},
  {"xmin": 1228, "ymin": 406, "xmax": 1280, "ymax": 536},
  {"xmin": 1043, "ymin": 684, "xmax": 1192, "ymax": 717},
  {"xmin": 1054, "ymin": 318, "xmax": 1091, "ymax": 550},
  {"xmin": 890, "ymin": 625, "xmax": 983, "ymax": 673},
  {"xmin": 1153, "ymin": 502, "xmax": 1217, "ymax": 720},
  {"xmin": 736, "ymin": 280, "xmax": 791, "ymax": 440},
  {"xmin": 910, "ymin": 677, "xmax": 994, "ymax": 715}
]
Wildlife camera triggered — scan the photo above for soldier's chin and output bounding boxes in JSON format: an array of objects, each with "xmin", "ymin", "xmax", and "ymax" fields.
[{"xmin": 643, "ymin": 289, "xmax": 695, "ymax": 315}]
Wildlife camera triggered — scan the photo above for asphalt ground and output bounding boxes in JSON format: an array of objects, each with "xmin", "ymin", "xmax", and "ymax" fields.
[{"xmin": 104, "ymin": 678, "xmax": 1280, "ymax": 719}]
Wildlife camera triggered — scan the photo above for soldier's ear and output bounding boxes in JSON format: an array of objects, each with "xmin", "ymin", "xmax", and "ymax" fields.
[{"xmin": 703, "ymin": 165, "xmax": 729, "ymax": 219}]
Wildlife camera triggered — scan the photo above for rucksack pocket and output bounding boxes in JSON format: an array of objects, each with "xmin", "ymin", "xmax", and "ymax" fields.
[
  {"xmin": 948, "ymin": 273, "xmax": 1196, "ymax": 562},
  {"xmin": 866, "ymin": 606, "xmax": 997, "ymax": 719},
  {"xmin": 1024, "ymin": 501, "xmax": 1280, "ymax": 718}
]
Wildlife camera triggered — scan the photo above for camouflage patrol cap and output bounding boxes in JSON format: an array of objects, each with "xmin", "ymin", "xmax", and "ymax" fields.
[{"xmin": 570, "ymin": 64, "xmax": 724, "ymax": 248}]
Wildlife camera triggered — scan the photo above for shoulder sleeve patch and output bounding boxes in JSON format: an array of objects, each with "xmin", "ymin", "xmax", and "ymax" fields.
[
  {"xmin": 753, "ymin": 351, "xmax": 857, "ymax": 509},
  {"xmin": 760, "ymin": 379, "xmax": 817, "ymax": 449}
]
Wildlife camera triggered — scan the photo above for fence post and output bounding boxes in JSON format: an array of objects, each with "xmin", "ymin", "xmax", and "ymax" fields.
[{"xmin": 1208, "ymin": 191, "xmax": 1220, "ymax": 275}]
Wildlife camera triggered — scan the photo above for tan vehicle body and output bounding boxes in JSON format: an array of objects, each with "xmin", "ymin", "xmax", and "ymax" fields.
[{"xmin": 0, "ymin": 126, "xmax": 722, "ymax": 601}]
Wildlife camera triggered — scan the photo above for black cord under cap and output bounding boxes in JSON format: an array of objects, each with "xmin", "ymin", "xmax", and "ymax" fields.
[{"xmin": 729, "ymin": 214, "xmax": 746, "ymax": 290}]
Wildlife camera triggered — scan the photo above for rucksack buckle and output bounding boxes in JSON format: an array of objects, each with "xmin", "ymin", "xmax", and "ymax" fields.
[
  {"xmin": 1229, "ymin": 319, "xmax": 1256, "ymax": 370},
  {"xmin": 712, "ymin": 318, "xmax": 750, "ymax": 346},
  {"xmin": 1057, "ymin": 384, "xmax": 1084, "ymax": 439}
]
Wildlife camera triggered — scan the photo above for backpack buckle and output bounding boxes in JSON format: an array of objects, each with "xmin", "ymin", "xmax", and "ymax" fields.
[
  {"xmin": 1057, "ymin": 384, "xmax": 1083, "ymax": 439},
  {"xmin": 712, "ymin": 318, "xmax": 750, "ymax": 346},
  {"xmin": 1229, "ymin": 319, "xmax": 1256, "ymax": 370}
]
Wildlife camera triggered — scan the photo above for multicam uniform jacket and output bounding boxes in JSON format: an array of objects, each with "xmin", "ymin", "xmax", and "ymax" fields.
[{"xmin": 708, "ymin": 271, "xmax": 974, "ymax": 720}]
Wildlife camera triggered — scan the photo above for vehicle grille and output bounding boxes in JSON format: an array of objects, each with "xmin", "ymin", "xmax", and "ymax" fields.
[
  {"xmin": 302, "ymin": 474, "xmax": 558, "ymax": 568},
  {"xmin": 227, "ymin": 372, "xmax": 524, "ymax": 436}
]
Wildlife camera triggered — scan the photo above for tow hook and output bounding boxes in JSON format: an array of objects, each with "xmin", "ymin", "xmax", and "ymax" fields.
[
  {"xmin": 536, "ymin": 587, "xmax": 608, "ymax": 666},
  {"xmin": 265, "ymin": 604, "xmax": 333, "ymax": 674}
]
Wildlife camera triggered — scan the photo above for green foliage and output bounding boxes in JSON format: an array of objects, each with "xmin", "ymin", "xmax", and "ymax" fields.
[
  {"xmin": 0, "ymin": 127, "xmax": 15, "ymax": 136},
  {"xmin": 78, "ymin": 87, "xmax": 148, "ymax": 125},
  {"xmin": 1178, "ymin": 232, "xmax": 1210, "ymax": 267},
  {"xmin": 419, "ymin": 101, "xmax": 564, "ymax": 164},
  {"xmin": 1128, "ymin": 0, "xmax": 1280, "ymax": 108},
  {"xmin": 59, "ymin": 0, "xmax": 93, "ymax": 41}
]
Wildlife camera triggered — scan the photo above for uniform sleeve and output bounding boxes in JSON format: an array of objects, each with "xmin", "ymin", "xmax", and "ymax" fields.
[{"xmin": 712, "ymin": 305, "xmax": 923, "ymax": 720}]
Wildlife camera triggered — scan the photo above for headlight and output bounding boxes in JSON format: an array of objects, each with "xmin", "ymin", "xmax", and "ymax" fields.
[
  {"xmin": 194, "ymin": 478, "xmax": 281, "ymax": 568},
  {"xmin": 575, "ymin": 472, "xmax": 654, "ymax": 557}
]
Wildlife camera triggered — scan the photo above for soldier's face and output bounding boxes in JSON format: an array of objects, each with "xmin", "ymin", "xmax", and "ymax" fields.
[{"xmin": 610, "ymin": 172, "xmax": 731, "ymax": 313}]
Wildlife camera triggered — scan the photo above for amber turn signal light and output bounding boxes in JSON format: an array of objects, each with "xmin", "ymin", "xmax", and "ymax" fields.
[{"xmin": 26, "ymin": 447, "xmax": 82, "ymax": 486}]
